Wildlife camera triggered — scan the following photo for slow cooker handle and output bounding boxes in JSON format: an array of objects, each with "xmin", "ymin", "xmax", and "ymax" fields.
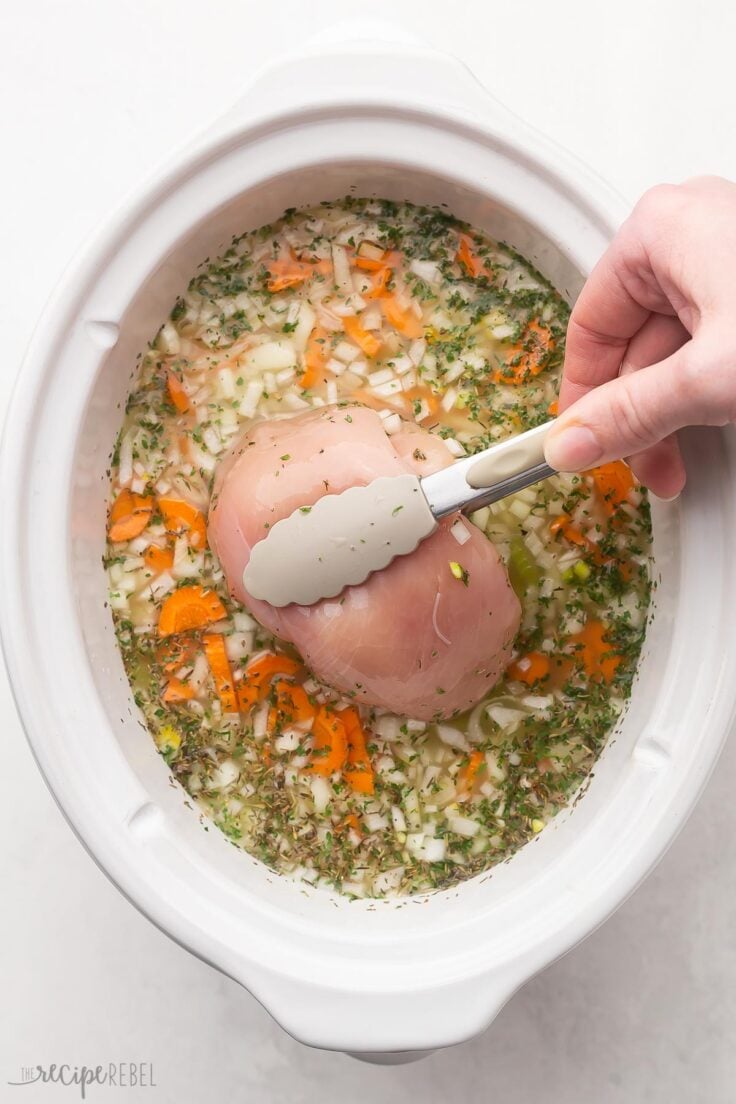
[
  {"xmin": 237, "ymin": 956, "xmax": 526, "ymax": 1058},
  {"xmin": 214, "ymin": 20, "xmax": 524, "ymax": 137}
]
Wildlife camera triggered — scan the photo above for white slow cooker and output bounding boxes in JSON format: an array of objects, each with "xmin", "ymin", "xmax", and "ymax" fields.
[{"xmin": 3, "ymin": 26, "xmax": 736, "ymax": 1061}]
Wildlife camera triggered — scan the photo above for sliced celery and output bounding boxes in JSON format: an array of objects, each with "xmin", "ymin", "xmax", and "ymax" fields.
[{"xmin": 508, "ymin": 535, "xmax": 541, "ymax": 597}]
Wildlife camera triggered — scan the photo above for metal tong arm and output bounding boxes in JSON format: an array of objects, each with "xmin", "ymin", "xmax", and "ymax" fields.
[{"xmin": 421, "ymin": 420, "xmax": 557, "ymax": 519}]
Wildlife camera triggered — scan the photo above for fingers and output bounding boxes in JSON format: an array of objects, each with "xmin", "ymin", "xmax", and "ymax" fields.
[
  {"xmin": 560, "ymin": 184, "xmax": 693, "ymax": 412},
  {"xmin": 545, "ymin": 341, "xmax": 706, "ymax": 473},
  {"xmin": 551, "ymin": 180, "xmax": 736, "ymax": 493},
  {"xmin": 619, "ymin": 312, "xmax": 689, "ymax": 377},
  {"xmin": 626, "ymin": 435, "xmax": 686, "ymax": 499},
  {"xmin": 619, "ymin": 313, "xmax": 689, "ymax": 496},
  {"xmin": 559, "ymin": 216, "xmax": 678, "ymax": 411}
]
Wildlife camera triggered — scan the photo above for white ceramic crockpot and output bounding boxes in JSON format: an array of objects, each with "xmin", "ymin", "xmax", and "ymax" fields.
[{"xmin": 3, "ymin": 26, "xmax": 736, "ymax": 1061}]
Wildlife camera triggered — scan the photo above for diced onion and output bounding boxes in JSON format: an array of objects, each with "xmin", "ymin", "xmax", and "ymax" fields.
[
  {"xmin": 239, "ymin": 380, "xmax": 264, "ymax": 418},
  {"xmin": 522, "ymin": 694, "xmax": 554, "ymax": 711},
  {"xmin": 360, "ymin": 307, "xmax": 382, "ymax": 330},
  {"xmin": 391, "ymin": 806, "xmax": 407, "ymax": 833},
  {"xmin": 408, "ymin": 338, "xmax": 426, "ymax": 365},
  {"xmin": 325, "ymin": 357, "xmax": 347, "ymax": 376},
  {"xmin": 446, "ymin": 813, "xmax": 480, "ymax": 838},
  {"xmin": 233, "ymin": 610, "xmax": 257, "ymax": 631},
  {"xmin": 274, "ymin": 729, "xmax": 303, "ymax": 753},
  {"xmin": 333, "ymin": 340, "xmax": 360, "ymax": 364},
  {"xmin": 310, "ymin": 775, "xmax": 332, "ymax": 814},
  {"xmin": 436, "ymin": 724, "xmax": 469, "ymax": 751},
  {"xmin": 209, "ymin": 758, "xmax": 240, "ymax": 791},
  {"xmin": 450, "ymin": 519, "xmax": 471, "ymax": 546},
  {"xmin": 202, "ymin": 426, "xmax": 223, "ymax": 455},
  {"xmin": 390, "ymin": 355, "xmax": 414, "ymax": 376},
  {"xmin": 217, "ymin": 367, "xmax": 236, "ymax": 398},
  {"xmin": 364, "ymin": 812, "xmax": 390, "ymax": 832},
  {"xmin": 444, "ymin": 437, "xmax": 466, "ymax": 458},
  {"xmin": 244, "ymin": 341, "xmax": 296, "ymax": 373},
  {"xmin": 486, "ymin": 704, "xmax": 526, "ymax": 732},
  {"xmin": 441, "ymin": 386, "xmax": 458, "ymax": 412},
  {"xmin": 292, "ymin": 302, "xmax": 316, "ymax": 353},
  {"xmin": 409, "ymin": 259, "xmax": 440, "ymax": 284},
  {"xmin": 368, "ymin": 367, "xmax": 395, "ymax": 386},
  {"xmin": 117, "ymin": 435, "xmax": 133, "ymax": 487},
  {"xmin": 331, "ymin": 243, "xmax": 353, "ymax": 295},
  {"xmin": 444, "ymin": 362, "xmax": 465, "ymax": 384},
  {"xmin": 372, "ymin": 379, "xmax": 403, "ymax": 397},
  {"xmin": 158, "ymin": 322, "xmax": 180, "ymax": 354},
  {"xmin": 225, "ymin": 632, "xmax": 254, "ymax": 662}
]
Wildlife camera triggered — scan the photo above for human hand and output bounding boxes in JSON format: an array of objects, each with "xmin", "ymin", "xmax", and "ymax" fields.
[{"xmin": 543, "ymin": 175, "xmax": 736, "ymax": 498}]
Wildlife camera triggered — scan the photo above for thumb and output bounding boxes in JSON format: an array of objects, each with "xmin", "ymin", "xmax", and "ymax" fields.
[{"xmin": 544, "ymin": 340, "xmax": 727, "ymax": 471}]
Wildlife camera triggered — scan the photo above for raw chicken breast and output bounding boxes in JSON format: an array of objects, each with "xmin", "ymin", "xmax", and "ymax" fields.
[{"xmin": 209, "ymin": 405, "xmax": 521, "ymax": 720}]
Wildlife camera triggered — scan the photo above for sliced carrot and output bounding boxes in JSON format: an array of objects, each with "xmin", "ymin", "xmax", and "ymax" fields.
[
  {"xmin": 157, "ymin": 635, "xmax": 199, "ymax": 672},
  {"xmin": 162, "ymin": 676, "xmax": 194, "ymax": 704},
  {"xmin": 548, "ymin": 398, "xmax": 559, "ymax": 416},
  {"xmin": 268, "ymin": 679, "xmax": 316, "ymax": 732},
  {"xmin": 354, "ymin": 254, "xmax": 386, "ymax": 272},
  {"xmin": 237, "ymin": 682, "xmax": 260, "ymax": 713},
  {"xmin": 158, "ymin": 585, "xmax": 226, "ymax": 638},
  {"xmin": 550, "ymin": 514, "xmax": 608, "ymax": 566},
  {"xmin": 268, "ymin": 272, "xmax": 308, "ymax": 293},
  {"xmin": 158, "ymin": 497, "xmax": 207, "ymax": 550},
  {"xmin": 265, "ymin": 252, "xmax": 331, "ymax": 293},
  {"xmin": 456, "ymin": 233, "xmax": 486, "ymax": 278},
  {"xmin": 300, "ymin": 325, "xmax": 328, "ymax": 388},
  {"xmin": 507, "ymin": 651, "xmax": 551, "ymax": 685},
  {"xmin": 273, "ymin": 680, "xmax": 313, "ymax": 724},
  {"xmin": 363, "ymin": 266, "xmax": 392, "ymax": 299},
  {"xmin": 347, "ymin": 770, "xmax": 375, "ymax": 798},
  {"xmin": 166, "ymin": 370, "xmax": 190, "ymax": 413},
  {"xmin": 143, "ymin": 544, "xmax": 174, "ymax": 574},
  {"xmin": 343, "ymin": 315, "xmax": 382, "ymax": 358},
  {"xmin": 550, "ymin": 513, "xmax": 635, "ymax": 580},
  {"xmin": 265, "ymin": 258, "xmax": 311, "ymax": 292},
  {"xmin": 342, "ymin": 811, "xmax": 363, "ymax": 839},
  {"xmin": 203, "ymin": 633, "xmax": 238, "ymax": 713},
  {"xmin": 457, "ymin": 749, "xmax": 484, "ymax": 794},
  {"xmin": 245, "ymin": 652, "xmax": 303, "ymax": 695},
  {"xmin": 309, "ymin": 706, "xmax": 348, "ymax": 776},
  {"xmin": 381, "ymin": 296, "xmax": 424, "ymax": 339},
  {"xmin": 353, "ymin": 247, "xmax": 401, "ymax": 271},
  {"xmin": 587, "ymin": 461, "xmax": 635, "ymax": 515},
  {"xmin": 569, "ymin": 620, "xmax": 621, "ymax": 683},
  {"xmin": 494, "ymin": 319, "xmax": 555, "ymax": 385},
  {"xmin": 337, "ymin": 706, "xmax": 375, "ymax": 795},
  {"xmin": 549, "ymin": 514, "xmax": 589, "ymax": 549},
  {"xmin": 108, "ymin": 489, "xmax": 153, "ymax": 543}
]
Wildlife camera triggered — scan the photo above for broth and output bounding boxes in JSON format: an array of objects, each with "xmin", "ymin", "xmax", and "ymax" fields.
[{"xmin": 106, "ymin": 198, "xmax": 651, "ymax": 897}]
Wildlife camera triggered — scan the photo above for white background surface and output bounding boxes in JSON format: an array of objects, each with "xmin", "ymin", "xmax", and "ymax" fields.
[{"xmin": 2, "ymin": 1, "xmax": 736, "ymax": 1101}]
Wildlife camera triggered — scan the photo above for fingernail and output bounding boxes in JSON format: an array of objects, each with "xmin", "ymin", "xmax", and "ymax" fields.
[{"xmin": 545, "ymin": 425, "xmax": 603, "ymax": 471}]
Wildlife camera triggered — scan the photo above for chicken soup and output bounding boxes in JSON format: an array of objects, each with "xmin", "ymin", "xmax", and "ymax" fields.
[{"xmin": 106, "ymin": 198, "xmax": 651, "ymax": 898}]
